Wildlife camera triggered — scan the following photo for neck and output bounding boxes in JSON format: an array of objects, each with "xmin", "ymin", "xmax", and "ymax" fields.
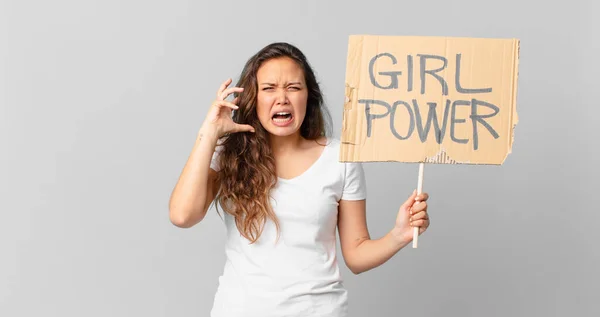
[{"xmin": 269, "ymin": 132, "xmax": 303, "ymax": 155}]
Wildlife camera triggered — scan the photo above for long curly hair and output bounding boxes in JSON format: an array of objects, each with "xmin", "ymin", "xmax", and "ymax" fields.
[{"xmin": 214, "ymin": 42, "xmax": 332, "ymax": 243}]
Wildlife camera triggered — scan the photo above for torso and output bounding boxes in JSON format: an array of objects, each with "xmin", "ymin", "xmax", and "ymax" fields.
[
  {"xmin": 274, "ymin": 136, "xmax": 327, "ymax": 180},
  {"xmin": 210, "ymin": 138, "xmax": 366, "ymax": 317}
]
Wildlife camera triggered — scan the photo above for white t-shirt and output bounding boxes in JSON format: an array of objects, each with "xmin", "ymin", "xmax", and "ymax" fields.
[{"xmin": 209, "ymin": 138, "xmax": 366, "ymax": 317}]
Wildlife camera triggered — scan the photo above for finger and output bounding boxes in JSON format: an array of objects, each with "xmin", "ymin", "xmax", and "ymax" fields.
[
  {"xmin": 400, "ymin": 190, "xmax": 418, "ymax": 210},
  {"xmin": 410, "ymin": 219, "xmax": 428, "ymax": 228},
  {"xmin": 233, "ymin": 124, "xmax": 255, "ymax": 133},
  {"xmin": 217, "ymin": 78, "xmax": 233, "ymax": 98},
  {"xmin": 220, "ymin": 87, "xmax": 244, "ymax": 101},
  {"xmin": 410, "ymin": 201, "xmax": 427, "ymax": 214},
  {"xmin": 415, "ymin": 192, "xmax": 429, "ymax": 202},
  {"xmin": 409, "ymin": 210, "xmax": 428, "ymax": 221},
  {"xmin": 232, "ymin": 97, "xmax": 239, "ymax": 105},
  {"xmin": 213, "ymin": 100, "xmax": 239, "ymax": 111}
]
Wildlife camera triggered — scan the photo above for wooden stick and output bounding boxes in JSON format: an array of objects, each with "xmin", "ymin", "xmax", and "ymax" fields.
[{"xmin": 413, "ymin": 163, "xmax": 424, "ymax": 248}]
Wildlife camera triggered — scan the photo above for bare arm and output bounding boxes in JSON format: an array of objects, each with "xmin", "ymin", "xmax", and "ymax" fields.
[
  {"xmin": 337, "ymin": 199, "xmax": 409, "ymax": 274},
  {"xmin": 168, "ymin": 132, "xmax": 220, "ymax": 228},
  {"xmin": 337, "ymin": 192, "xmax": 430, "ymax": 274},
  {"xmin": 168, "ymin": 78, "xmax": 255, "ymax": 228}
]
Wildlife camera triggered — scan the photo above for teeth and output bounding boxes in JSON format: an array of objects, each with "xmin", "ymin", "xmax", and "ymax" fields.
[{"xmin": 273, "ymin": 113, "xmax": 292, "ymax": 123}]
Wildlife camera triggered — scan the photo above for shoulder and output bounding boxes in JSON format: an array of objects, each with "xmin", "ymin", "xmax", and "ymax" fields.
[
  {"xmin": 321, "ymin": 137, "xmax": 354, "ymax": 165},
  {"xmin": 317, "ymin": 137, "xmax": 340, "ymax": 165},
  {"xmin": 322, "ymin": 137, "xmax": 341, "ymax": 154},
  {"xmin": 321, "ymin": 138, "xmax": 367, "ymax": 199},
  {"xmin": 320, "ymin": 137, "xmax": 364, "ymax": 174}
]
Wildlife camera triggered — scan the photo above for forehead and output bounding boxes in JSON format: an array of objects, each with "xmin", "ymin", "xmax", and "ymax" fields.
[{"xmin": 257, "ymin": 57, "xmax": 305, "ymax": 83}]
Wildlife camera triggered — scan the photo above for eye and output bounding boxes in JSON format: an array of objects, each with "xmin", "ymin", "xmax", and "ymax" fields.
[
  {"xmin": 288, "ymin": 86, "xmax": 300, "ymax": 91},
  {"xmin": 262, "ymin": 87, "xmax": 274, "ymax": 91}
]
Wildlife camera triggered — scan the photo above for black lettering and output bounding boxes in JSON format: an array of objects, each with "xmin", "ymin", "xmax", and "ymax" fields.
[
  {"xmin": 470, "ymin": 99, "xmax": 500, "ymax": 150},
  {"xmin": 412, "ymin": 99, "xmax": 451, "ymax": 144},
  {"xmin": 456, "ymin": 54, "xmax": 492, "ymax": 94},
  {"xmin": 418, "ymin": 54, "xmax": 448, "ymax": 95},
  {"xmin": 368, "ymin": 53, "xmax": 402, "ymax": 89},
  {"xmin": 407, "ymin": 55, "xmax": 414, "ymax": 92},
  {"xmin": 451, "ymin": 100, "xmax": 470, "ymax": 144},
  {"xmin": 390, "ymin": 100, "xmax": 414, "ymax": 140},
  {"xmin": 360, "ymin": 99, "xmax": 391, "ymax": 138}
]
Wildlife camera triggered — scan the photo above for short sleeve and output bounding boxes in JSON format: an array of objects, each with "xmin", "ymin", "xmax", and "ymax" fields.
[
  {"xmin": 341, "ymin": 162, "xmax": 367, "ymax": 200},
  {"xmin": 210, "ymin": 145, "xmax": 223, "ymax": 172}
]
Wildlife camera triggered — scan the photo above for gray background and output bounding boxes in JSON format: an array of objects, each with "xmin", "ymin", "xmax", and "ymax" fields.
[{"xmin": 2, "ymin": 0, "xmax": 599, "ymax": 316}]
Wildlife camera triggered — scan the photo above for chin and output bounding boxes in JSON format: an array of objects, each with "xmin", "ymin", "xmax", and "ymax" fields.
[{"xmin": 264, "ymin": 125, "xmax": 301, "ymax": 137}]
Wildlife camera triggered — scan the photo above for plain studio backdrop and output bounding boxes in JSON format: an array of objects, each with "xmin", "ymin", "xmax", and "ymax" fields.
[{"xmin": 1, "ymin": 0, "xmax": 599, "ymax": 316}]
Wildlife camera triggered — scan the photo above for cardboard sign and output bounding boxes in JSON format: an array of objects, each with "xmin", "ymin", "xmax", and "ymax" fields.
[{"xmin": 340, "ymin": 35, "xmax": 519, "ymax": 165}]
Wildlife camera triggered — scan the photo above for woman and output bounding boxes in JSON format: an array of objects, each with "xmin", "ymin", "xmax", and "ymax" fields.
[{"xmin": 169, "ymin": 42, "xmax": 430, "ymax": 317}]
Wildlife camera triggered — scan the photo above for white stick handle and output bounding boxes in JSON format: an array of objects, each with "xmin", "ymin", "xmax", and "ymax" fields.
[{"xmin": 413, "ymin": 163, "xmax": 425, "ymax": 248}]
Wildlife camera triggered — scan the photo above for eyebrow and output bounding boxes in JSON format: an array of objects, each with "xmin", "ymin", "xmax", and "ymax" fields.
[{"xmin": 259, "ymin": 82, "xmax": 303, "ymax": 86}]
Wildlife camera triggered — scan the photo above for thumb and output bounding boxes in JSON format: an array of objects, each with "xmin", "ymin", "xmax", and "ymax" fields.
[
  {"xmin": 234, "ymin": 124, "xmax": 255, "ymax": 133},
  {"xmin": 400, "ymin": 189, "xmax": 418, "ymax": 210}
]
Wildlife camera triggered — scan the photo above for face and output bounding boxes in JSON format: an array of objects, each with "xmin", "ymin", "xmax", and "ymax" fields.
[{"xmin": 255, "ymin": 57, "xmax": 308, "ymax": 138}]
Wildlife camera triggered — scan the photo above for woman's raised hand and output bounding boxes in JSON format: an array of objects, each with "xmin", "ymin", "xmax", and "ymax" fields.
[{"xmin": 198, "ymin": 78, "xmax": 255, "ymax": 140}]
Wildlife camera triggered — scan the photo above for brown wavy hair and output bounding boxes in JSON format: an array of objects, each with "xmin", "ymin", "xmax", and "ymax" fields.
[{"xmin": 214, "ymin": 42, "xmax": 332, "ymax": 243}]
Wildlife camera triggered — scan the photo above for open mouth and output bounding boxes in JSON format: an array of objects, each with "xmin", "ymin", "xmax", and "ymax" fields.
[{"xmin": 272, "ymin": 112, "xmax": 293, "ymax": 125}]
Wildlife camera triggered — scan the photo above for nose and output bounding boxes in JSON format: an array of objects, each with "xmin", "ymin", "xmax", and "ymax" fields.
[{"xmin": 275, "ymin": 88, "xmax": 289, "ymax": 105}]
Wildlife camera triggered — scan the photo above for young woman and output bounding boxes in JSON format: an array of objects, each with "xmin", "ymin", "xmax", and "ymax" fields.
[{"xmin": 169, "ymin": 42, "xmax": 430, "ymax": 317}]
